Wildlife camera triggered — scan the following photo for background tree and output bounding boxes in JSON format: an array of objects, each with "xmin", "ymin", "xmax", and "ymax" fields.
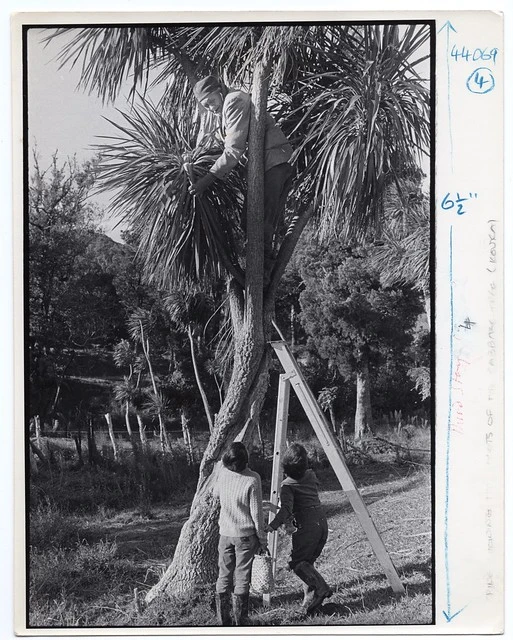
[
  {"xmin": 28, "ymin": 153, "xmax": 127, "ymax": 420},
  {"xmin": 318, "ymin": 386, "xmax": 339, "ymax": 434},
  {"xmin": 127, "ymin": 307, "xmax": 172, "ymax": 451},
  {"xmin": 300, "ymin": 241, "xmax": 423, "ymax": 442},
  {"xmin": 164, "ymin": 289, "xmax": 216, "ymax": 432}
]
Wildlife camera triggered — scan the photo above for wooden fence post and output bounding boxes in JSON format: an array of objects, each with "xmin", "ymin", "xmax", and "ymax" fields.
[
  {"xmin": 73, "ymin": 424, "xmax": 84, "ymax": 467},
  {"xmin": 88, "ymin": 418, "xmax": 99, "ymax": 466}
]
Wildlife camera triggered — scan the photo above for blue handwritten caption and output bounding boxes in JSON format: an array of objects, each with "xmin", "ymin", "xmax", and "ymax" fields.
[
  {"xmin": 451, "ymin": 46, "xmax": 499, "ymax": 64},
  {"xmin": 443, "ymin": 225, "xmax": 468, "ymax": 623},
  {"xmin": 466, "ymin": 67, "xmax": 495, "ymax": 94},
  {"xmin": 441, "ymin": 192, "xmax": 478, "ymax": 215}
]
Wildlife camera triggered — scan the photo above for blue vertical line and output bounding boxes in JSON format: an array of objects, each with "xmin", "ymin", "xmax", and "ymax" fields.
[
  {"xmin": 446, "ymin": 28, "xmax": 454, "ymax": 172},
  {"xmin": 445, "ymin": 225, "xmax": 454, "ymax": 616}
]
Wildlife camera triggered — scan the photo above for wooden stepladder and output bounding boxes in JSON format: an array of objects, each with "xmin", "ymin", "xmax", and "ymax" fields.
[{"xmin": 264, "ymin": 340, "xmax": 405, "ymax": 603}]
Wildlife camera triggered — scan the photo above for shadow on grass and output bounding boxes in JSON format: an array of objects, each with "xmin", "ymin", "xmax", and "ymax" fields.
[
  {"xmin": 262, "ymin": 559, "xmax": 432, "ymax": 624},
  {"xmin": 81, "ymin": 505, "xmax": 190, "ymax": 561},
  {"xmin": 321, "ymin": 470, "xmax": 429, "ymax": 520}
]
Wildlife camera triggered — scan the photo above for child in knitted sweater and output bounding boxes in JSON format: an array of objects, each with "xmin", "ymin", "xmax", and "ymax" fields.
[
  {"xmin": 265, "ymin": 442, "xmax": 333, "ymax": 614},
  {"xmin": 213, "ymin": 441, "xmax": 267, "ymax": 626}
]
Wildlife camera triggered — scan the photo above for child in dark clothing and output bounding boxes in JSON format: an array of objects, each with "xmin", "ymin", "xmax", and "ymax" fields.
[{"xmin": 264, "ymin": 443, "xmax": 333, "ymax": 614}]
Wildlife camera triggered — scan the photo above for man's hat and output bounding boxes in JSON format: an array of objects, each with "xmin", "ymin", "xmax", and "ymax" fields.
[{"xmin": 193, "ymin": 76, "xmax": 222, "ymax": 102}]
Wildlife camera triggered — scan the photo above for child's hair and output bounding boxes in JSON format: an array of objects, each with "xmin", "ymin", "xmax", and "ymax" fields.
[
  {"xmin": 282, "ymin": 443, "xmax": 308, "ymax": 480},
  {"xmin": 222, "ymin": 442, "xmax": 249, "ymax": 472}
]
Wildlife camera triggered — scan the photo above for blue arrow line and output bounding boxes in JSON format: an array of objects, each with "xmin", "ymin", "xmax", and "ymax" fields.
[
  {"xmin": 438, "ymin": 21, "xmax": 457, "ymax": 171},
  {"xmin": 442, "ymin": 226, "xmax": 466, "ymax": 624}
]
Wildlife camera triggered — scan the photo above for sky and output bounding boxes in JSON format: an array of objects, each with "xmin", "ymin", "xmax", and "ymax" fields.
[{"xmin": 27, "ymin": 29, "xmax": 143, "ymax": 241}]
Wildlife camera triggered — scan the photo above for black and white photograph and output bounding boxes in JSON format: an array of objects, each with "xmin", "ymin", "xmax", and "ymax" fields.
[{"xmin": 21, "ymin": 14, "xmax": 438, "ymax": 631}]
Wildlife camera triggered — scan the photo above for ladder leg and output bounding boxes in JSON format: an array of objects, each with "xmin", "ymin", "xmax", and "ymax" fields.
[
  {"xmin": 291, "ymin": 377, "xmax": 405, "ymax": 595},
  {"xmin": 270, "ymin": 341, "xmax": 405, "ymax": 595},
  {"xmin": 263, "ymin": 374, "xmax": 290, "ymax": 606}
]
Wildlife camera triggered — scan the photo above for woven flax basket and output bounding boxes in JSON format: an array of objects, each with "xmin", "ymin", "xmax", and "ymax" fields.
[{"xmin": 250, "ymin": 553, "xmax": 275, "ymax": 594}]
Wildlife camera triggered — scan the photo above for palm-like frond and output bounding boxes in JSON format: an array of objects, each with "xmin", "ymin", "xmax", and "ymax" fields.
[
  {"xmin": 408, "ymin": 366, "xmax": 430, "ymax": 400},
  {"xmin": 318, "ymin": 386, "xmax": 338, "ymax": 410},
  {"xmin": 112, "ymin": 339, "xmax": 136, "ymax": 369},
  {"xmin": 373, "ymin": 225, "xmax": 430, "ymax": 291},
  {"xmin": 95, "ymin": 97, "xmax": 245, "ymax": 289},
  {"xmin": 371, "ymin": 184, "xmax": 430, "ymax": 291},
  {"xmin": 127, "ymin": 308, "xmax": 155, "ymax": 344},
  {"xmin": 294, "ymin": 24, "xmax": 430, "ymax": 242},
  {"xmin": 143, "ymin": 390, "xmax": 170, "ymax": 416},
  {"xmin": 164, "ymin": 289, "xmax": 213, "ymax": 332},
  {"xmin": 113, "ymin": 377, "xmax": 136, "ymax": 404},
  {"xmin": 45, "ymin": 27, "xmax": 175, "ymax": 103}
]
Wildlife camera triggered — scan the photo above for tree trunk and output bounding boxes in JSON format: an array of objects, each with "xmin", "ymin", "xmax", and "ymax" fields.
[
  {"xmin": 35, "ymin": 415, "xmax": 42, "ymax": 447},
  {"xmin": 157, "ymin": 414, "xmax": 169, "ymax": 453},
  {"xmin": 338, "ymin": 421, "xmax": 347, "ymax": 453},
  {"xmin": 87, "ymin": 420, "xmax": 99, "ymax": 466},
  {"xmin": 290, "ymin": 305, "xmax": 296, "ymax": 347},
  {"xmin": 423, "ymin": 285, "xmax": 431, "ymax": 331},
  {"xmin": 124, "ymin": 402, "xmax": 133, "ymax": 438},
  {"xmin": 139, "ymin": 326, "xmax": 171, "ymax": 452},
  {"xmin": 29, "ymin": 446, "xmax": 39, "ymax": 474},
  {"xmin": 145, "ymin": 57, "xmax": 272, "ymax": 603},
  {"xmin": 328, "ymin": 405, "xmax": 337, "ymax": 434},
  {"xmin": 256, "ymin": 420, "xmax": 264, "ymax": 456},
  {"xmin": 136, "ymin": 413, "xmax": 148, "ymax": 450},
  {"xmin": 180, "ymin": 409, "xmax": 195, "ymax": 465},
  {"xmin": 73, "ymin": 425, "xmax": 83, "ymax": 467},
  {"xmin": 105, "ymin": 412, "xmax": 119, "ymax": 462},
  {"xmin": 187, "ymin": 326, "xmax": 214, "ymax": 433},
  {"xmin": 354, "ymin": 351, "xmax": 373, "ymax": 444}
]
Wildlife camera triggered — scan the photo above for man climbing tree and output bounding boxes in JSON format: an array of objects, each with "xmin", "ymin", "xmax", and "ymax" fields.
[{"xmin": 189, "ymin": 75, "xmax": 294, "ymax": 268}]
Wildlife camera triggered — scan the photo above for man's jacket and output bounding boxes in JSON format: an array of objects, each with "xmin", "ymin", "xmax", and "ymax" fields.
[{"xmin": 209, "ymin": 90, "xmax": 293, "ymax": 180}]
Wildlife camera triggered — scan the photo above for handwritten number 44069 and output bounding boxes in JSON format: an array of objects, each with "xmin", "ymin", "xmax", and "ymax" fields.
[
  {"xmin": 451, "ymin": 45, "xmax": 499, "ymax": 64},
  {"xmin": 441, "ymin": 192, "xmax": 478, "ymax": 215}
]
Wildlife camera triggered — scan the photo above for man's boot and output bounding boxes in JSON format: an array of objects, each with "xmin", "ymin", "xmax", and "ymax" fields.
[
  {"xmin": 215, "ymin": 592, "xmax": 232, "ymax": 626},
  {"xmin": 293, "ymin": 561, "xmax": 333, "ymax": 614},
  {"xmin": 232, "ymin": 592, "xmax": 250, "ymax": 626}
]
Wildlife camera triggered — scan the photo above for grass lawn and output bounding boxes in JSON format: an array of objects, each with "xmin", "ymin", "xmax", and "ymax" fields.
[{"xmin": 29, "ymin": 459, "xmax": 432, "ymax": 628}]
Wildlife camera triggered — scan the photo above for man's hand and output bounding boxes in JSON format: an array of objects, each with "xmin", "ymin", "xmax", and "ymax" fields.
[
  {"xmin": 258, "ymin": 543, "xmax": 269, "ymax": 555},
  {"xmin": 264, "ymin": 524, "xmax": 274, "ymax": 534},
  {"xmin": 189, "ymin": 172, "xmax": 216, "ymax": 196}
]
